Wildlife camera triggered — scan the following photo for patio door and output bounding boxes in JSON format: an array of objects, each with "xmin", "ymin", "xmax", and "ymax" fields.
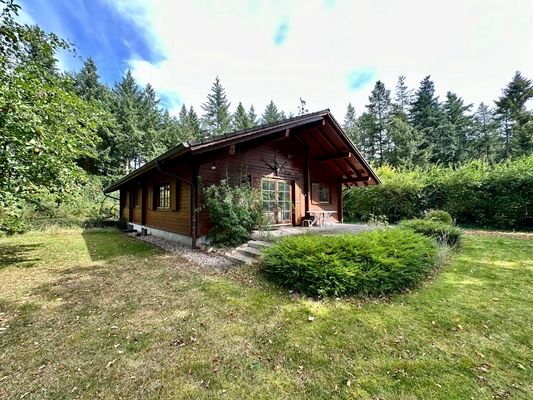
[{"xmin": 262, "ymin": 179, "xmax": 291, "ymax": 224}]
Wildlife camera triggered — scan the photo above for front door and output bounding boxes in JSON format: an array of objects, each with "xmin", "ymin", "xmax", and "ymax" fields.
[{"xmin": 262, "ymin": 179, "xmax": 291, "ymax": 224}]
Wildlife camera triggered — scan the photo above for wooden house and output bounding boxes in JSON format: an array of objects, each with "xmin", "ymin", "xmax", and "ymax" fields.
[{"xmin": 104, "ymin": 110, "xmax": 380, "ymax": 247}]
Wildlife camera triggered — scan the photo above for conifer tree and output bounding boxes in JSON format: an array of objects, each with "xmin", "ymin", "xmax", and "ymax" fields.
[
  {"xmin": 494, "ymin": 71, "xmax": 533, "ymax": 158},
  {"xmin": 393, "ymin": 75, "xmax": 412, "ymax": 115},
  {"xmin": 261, "ymin": 100, "xmax": 284, "ymax": 124},
  {"xmin": 112, "ymin": 70, "xmax": 144, "ymax": 172},
  {"xmin": 409, "ymin": 76, "xmax": 441, "ymax": 159},
  {"xmin": 247, "ymin": 105, "xmax": 258, "ymax": 127},
  {"xmin": 343, "ymin": 103, "xmax": 360, "ymax": 147},
  {"xmin": 201, "ymin": 76, "xmax": 231, "ymax": 135},
  {"xmin": 233, "ymin": 102, "xmax": 252, "ymax": 130},
  {"xmin": 365, "ymin": 81, "xmax": 392, "ymax": 165},
  {"xmin": 434, "ymin": 92, "xmax": 473, "ymax": 164},
  {"xmin": 469, "ymin": 102, "xmax": 500, "ymax": 162}
]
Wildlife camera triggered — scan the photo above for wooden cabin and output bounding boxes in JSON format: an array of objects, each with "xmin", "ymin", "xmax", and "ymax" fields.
[{"xmin": 104, "ymin": 110, "xmax": 380, "ymax": 247}]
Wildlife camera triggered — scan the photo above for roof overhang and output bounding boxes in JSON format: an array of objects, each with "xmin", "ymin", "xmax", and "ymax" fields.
[{"xmin": 103, "ymin": 110, "xmax": 380, "ymax": 193}]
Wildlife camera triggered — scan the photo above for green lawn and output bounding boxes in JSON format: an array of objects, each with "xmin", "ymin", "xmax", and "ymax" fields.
[{"xmin": 0, "ymin": 229, "xmax": 531, "ymax": 399}]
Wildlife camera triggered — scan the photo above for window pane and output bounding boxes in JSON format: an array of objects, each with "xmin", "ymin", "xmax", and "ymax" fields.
[{"xmin": 319, "ymin": 185, "xmax": 329, "ymax": 203}]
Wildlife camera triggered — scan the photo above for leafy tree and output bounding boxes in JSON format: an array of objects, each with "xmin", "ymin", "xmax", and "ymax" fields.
[
  {"xmin": 0, "ymin": 0, "xmax": 103, "ymax": 232},
  {"xmin": 201, "ymin": 76, "xmax": 231, "ymax": 135},
  {"xmin": 261, "ymin": 100, "xmax": 285, "ymax": 124},
  {"xmin": 233, "ymin": 102, "xmax": 253, "ymax": 130},
  {"xmin": 388, "ymin": 116, "xmax": 429, "ymax": 167},
  {"xmin": 494, "ymin": 71, "xmax": 533, "ymax": 158}
]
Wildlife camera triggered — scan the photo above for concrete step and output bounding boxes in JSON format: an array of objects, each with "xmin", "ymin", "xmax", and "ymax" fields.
[
  {"xmin": 237, "ymin": 245, "xmax": 262, "ymax": 258},
  {"xmin": 247, "ymin": 240, "xmax": 272, "ymax": 250},
  {"xmin": 224, "ymin": 251, "xmax": 256, "ymax": 265}
]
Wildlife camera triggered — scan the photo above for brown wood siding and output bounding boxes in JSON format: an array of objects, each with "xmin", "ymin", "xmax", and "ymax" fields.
[{"xmin": 143, "ymin": 165, "xmax": 192, "ymax": 236}]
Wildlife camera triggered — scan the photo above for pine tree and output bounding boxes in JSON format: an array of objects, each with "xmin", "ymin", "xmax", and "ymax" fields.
[
  {"xmin": 393, "ymin": 75, "xmax": 412, "ymax": 115},
  {"xmin": 356, "ymin": 112, "xmax": 377, "ymax": 163},
  {"xmin": 139, "ymin": 83, "xmax": 164, "ymax": 160},
  {"xmin": 435, "ymin": 92, "xmax": 473, "ymax": 164},
  {"xmin": 343, "ymin": 103, "xmax": 360, "ymax": 147},
  {"xmin": 201, "ymin": 76, "xmax": 231, "ymax": 136},
  {"xmin": 469, "ymin": 102, "xmax": 500, "ymax": 162},
  {"xmin": 261, "ymin": 100, "xmax": 284, "ymax": 124},
  {"xmin": 409, "ymin": 76, "xmax": 441, "ymax": 160},
  {"xmin": 179, "ymin": 104, "xmax": 202, "ymax": 140},
  {"xmin": 247, "ymin": 105, "xmax": 258, "ymax": 127},
  {"xmin": 112, "ymin": 70, "xmax": 144, "ymax": 172},
  {"xmin": 494, "ymin": 71, "xmax": 533, "ymax": 158},
  {"xmin": 74, "ymin": 58, "xmax": 107, "ymax": 101},
  {"xmin": 365, "ymin": 81, "xmax": 392, "ymax": 165},
  {"xmin": 233, "ymin": 102, "xmax": 252, "ymax": 130}
]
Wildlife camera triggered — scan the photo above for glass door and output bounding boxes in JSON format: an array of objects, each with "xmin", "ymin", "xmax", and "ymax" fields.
[{"xmin": 261, "ymin": 179, "xmax": 291, "ymax": 224}]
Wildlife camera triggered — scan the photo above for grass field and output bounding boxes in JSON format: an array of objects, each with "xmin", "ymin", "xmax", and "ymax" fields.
[{"xmin": 0, "ymin": 229, "xmax": 531, "ymax": 399}]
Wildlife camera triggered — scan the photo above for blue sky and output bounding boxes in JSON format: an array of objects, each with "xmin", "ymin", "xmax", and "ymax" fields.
[{"xmin": 18, "ymin": 0, "xmax": 533, "ymax": 117}]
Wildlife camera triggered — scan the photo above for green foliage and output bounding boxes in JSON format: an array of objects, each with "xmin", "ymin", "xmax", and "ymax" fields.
[
  {"xmin": 262, "ymin": 228, "xmax": 438, "ymax": 297},
  {"xmin": 424, "ymin": 209, "xmax": 453, "ymax": 225},
  {"xmin": 203, "ymin": 180, "xmax": 265, "ymax": 246},
  {"xmin": 399, "ymin": 219, "xmax": 462, "ymax": 246},
  {"xmin": 201, "ymin": 76, "xmax": 231, "ymax": 135},
  {"xmin": 261, "ymin": 100, "xmax": 285, "ymax": 124},
  {"xmin": 344, "ymin": 157, "xmax": 533, "ymax": 229}
]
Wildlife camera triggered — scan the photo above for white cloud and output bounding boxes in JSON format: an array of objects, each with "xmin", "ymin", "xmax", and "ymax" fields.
[{"xmin": 107, "ymin": 0, "xmax": 533, "ymax": 118}]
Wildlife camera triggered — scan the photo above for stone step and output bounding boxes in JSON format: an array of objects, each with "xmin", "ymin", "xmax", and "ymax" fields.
[
  {"xmin": 224, "ymin": 251, "xmax": 256, "ymax": 265},
  {"xmin": 237, "ymin": 245, "xmax": 262, "ymax": 258},
  {"xmin": 247, "ymin": 240, "xmax": 272, "ymax": 250}
]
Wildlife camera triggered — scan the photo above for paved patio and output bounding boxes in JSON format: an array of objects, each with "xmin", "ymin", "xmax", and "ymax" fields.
[{"xmin": 251, "ymin": 223, "xmax": 375, "ymax": 241}]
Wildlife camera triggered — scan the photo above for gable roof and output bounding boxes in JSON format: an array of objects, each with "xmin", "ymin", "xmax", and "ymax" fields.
[{"xmin": 104, "ymin": 110, "xmax": 380, "ymax": 193}]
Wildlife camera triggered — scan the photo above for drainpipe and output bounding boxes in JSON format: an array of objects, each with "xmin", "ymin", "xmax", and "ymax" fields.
[{"xmin": 156, "ymin": 161, "xmax": 198, "ymax": 249}]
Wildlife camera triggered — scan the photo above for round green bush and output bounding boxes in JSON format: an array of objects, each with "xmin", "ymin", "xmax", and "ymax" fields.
[
  {"xmin": 424, "ymin": 209, "xmax": 453, "ymax": 225},
  {"xmin": 398, "ymin": 218, "xmax": 463, "ymax": 246},
  {"xmin": 262, "ymin": 228, "xmax": 438, "ymax": 297}
]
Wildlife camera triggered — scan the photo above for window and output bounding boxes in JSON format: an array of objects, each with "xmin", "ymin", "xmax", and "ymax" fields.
[
  {"xmin": 311, "ymin": 182, "xmax": 330, "ymax": 204},
  {"xmin": 319, "ymin": 184, "xmax": 330, "ymax": 203},
  {"xmin": 158, "ymin": 182, "xmax": 170, "ymax": 209}
]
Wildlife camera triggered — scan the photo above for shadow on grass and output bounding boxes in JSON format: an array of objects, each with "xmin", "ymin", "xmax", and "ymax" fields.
[
  {"xmin": 81, "ymin": 229, "xmax": 159, "ymax": 262},
  {"xmin": 0, "ymin": 243, "xmax": 42, "ymax": 269}
]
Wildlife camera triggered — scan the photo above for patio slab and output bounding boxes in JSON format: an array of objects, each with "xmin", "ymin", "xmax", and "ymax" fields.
[{"xmin": 251, "ymin": 223, "xmax": 375, "ymax": 241}]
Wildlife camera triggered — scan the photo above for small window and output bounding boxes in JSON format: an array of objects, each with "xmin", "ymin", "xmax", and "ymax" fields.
[
  {"xmin": 158, "ymin": 183, "xmax": 170, "ymax": 209},
  {"xmin": 319, "ymin": 184, "xmax": 330, "ymax": 203}
]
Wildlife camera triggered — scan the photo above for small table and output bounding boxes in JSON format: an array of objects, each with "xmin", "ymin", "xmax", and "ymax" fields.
[{"xmin": 309, "ymin": 211, "xmax": 337, "ymax": 227}]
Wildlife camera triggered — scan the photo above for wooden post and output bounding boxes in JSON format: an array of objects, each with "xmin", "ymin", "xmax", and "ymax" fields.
[
  {"xmin": 337, "ymin": 182, "xmax": 343, "ymax": 223},
  {"xmin": 304, "ymin": 145, "xmax": 310, "ymax": 217},
  {"xmin": 191, "ymin": 164, "xmax": 199, "ymax": 249}
]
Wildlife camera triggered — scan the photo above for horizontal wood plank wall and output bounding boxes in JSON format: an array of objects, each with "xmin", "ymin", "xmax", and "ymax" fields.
[
  {"xmin": 309, "ymin": 160, "xmax": 339, "ymax": 222},
  {"xmin": 144, "ymin": 165, "xmax": 192, "ymax": 236},
  {"xmin": 196, "ymin": 137, "xmax": 308, "ymax": 236},
  {"xmin": 120, "ymin": 189, "xmax": 129, "ymax": 221}
]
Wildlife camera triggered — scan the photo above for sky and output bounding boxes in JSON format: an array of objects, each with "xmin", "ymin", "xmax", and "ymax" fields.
[{"xmin": 19, "ymin": 0, "xmax": 533, "ymax": 118}]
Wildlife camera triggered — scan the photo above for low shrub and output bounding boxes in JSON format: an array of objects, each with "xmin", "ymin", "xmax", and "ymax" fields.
[
  {"xmin": 203, "ymin": 179, "xmax": 266, "ymax": 246},
  {"xmin": 399, "ymin": 218, "xmax": 463, "ymax": 246},
  {"xmin": 262, "ymin": 228, "xmax": 438, "ymax": 297},
  {"xmin": 424, "ymin": 209, "xmax": 453, "ymax": 225}
]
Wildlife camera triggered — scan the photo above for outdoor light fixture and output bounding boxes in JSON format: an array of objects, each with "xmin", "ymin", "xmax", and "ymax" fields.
[{"xmin": 211, "ymin": 161, "xmax": 216, "ymax": 170}]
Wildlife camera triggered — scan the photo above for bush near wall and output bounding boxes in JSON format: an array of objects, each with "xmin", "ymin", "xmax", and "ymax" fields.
[
  {"xmin": 262, "ymin": 228, "xmax": 438, "ymax": 297},
  {"xmin": 344, "ymin": 156, "xmax": 533, "ymax": 229}
]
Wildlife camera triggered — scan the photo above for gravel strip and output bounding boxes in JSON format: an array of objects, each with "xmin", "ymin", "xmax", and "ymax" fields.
[{"xmin": 132, "ymin": 234, "xmax": 233, "ymax": 269}]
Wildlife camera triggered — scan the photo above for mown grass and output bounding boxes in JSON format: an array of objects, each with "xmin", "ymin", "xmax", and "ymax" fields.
[{"xmin": 0, "ymin": 229, "xmax": 531, "ymax": 399}]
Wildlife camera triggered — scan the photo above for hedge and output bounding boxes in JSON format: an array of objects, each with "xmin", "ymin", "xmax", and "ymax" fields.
[
  {"xmin": 262, "ymin": 228, "xmax": 438, "ymax": 297},
  {"xmin": 344, "ymin": 156, "xmax": 533, "ymax": 229}
]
